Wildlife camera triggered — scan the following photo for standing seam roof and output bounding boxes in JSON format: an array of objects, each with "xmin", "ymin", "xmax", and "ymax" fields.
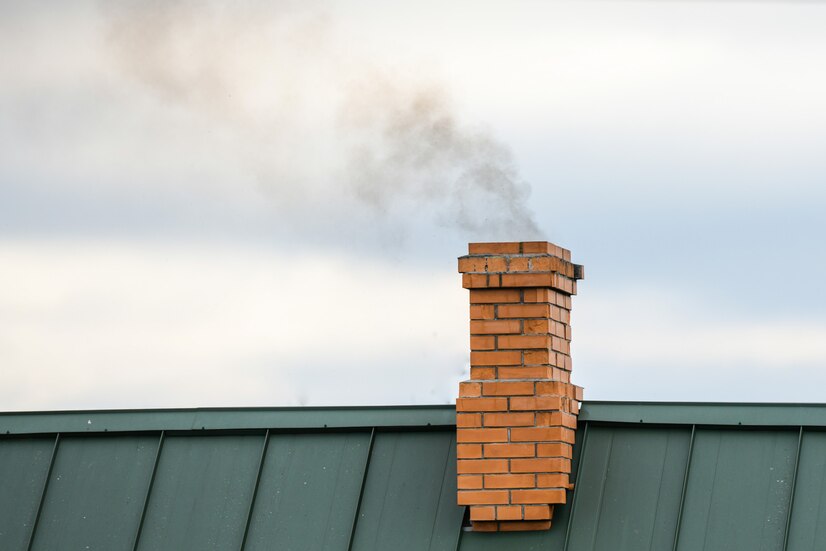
[{"xmin": 3, "ymin": 402, "xmax": 826, "ymax": 551}]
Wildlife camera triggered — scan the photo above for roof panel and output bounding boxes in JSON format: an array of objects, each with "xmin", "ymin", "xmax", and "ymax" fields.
[
  {"xmin": 567, "ymin": 425, "xmax": 691, "ymax": 551},
  {"xmin": 135, "ymin": 434, "xmax": 263, "ymax": 551},
  {"xmin": 0, "ymin": 437, "xmax": 54, "ymax": 550},
  {"xmin": 243, "ymin": 431, "xmax": 371, "ymax": 550},
  {"xmin": 350, "ymin": 430, "xmax": 464, "ymax": 551},
  {"xmin": 676, "ymin": 429, "xmax": 798, "ymax": 551},
  {"xmin": 30, "ymin": 434, "xmax": 158, "ymax": 551},
  {"xmin": 787, "ymin": 430, "xmax": 826, "ymax": 551}
]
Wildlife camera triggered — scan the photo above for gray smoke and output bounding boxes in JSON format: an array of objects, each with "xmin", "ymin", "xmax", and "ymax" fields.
[{"xmin": 101, "ymin": 1, "xmax": 542, "ymax": 238}]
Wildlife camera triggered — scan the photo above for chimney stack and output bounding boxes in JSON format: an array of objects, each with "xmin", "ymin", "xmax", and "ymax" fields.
[{"xmin": 456, "ymin": 241, "xmax": 584, "ymax": 532}]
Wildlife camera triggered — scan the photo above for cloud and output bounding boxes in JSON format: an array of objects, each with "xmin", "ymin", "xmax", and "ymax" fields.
[{"xmin": 0, "ymin": 238, "xmax": 467, "ymax": 410}]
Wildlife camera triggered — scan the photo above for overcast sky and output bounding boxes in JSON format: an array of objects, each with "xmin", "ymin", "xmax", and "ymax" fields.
[{"xmin": 2, "ymin": 0, "xmax": 826, "ymax": 411}]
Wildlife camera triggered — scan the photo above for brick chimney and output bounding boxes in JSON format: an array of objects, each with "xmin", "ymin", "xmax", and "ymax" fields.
[{"xmin": 456, "ymin": 241, "xmax": 584, "ymax": 532}]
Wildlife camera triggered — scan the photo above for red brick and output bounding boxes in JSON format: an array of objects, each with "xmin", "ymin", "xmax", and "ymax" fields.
[
  {"xmin": 471, "ymin": 351, "xmax": 522, "ymax": 366},
  {"xmin": 497, "ymin": 304, "xmax": 550, "ymax": 318},
  {"xmin": 521, "ymin": 241, "xmax": 553, "ymax": 254},
  {"xmin": 523, "ymin": 288, "xmax": 551, "ymax": 302},
  {"xmin": 470, "ymin": 336, "xmax": 496, "ymax": 351},
  {"xmin": 456, "ymin": 413, "xmax": 482, "ymax": 428},
  {"xmin": 530, "ymin": 255, "xmax": 564, "ymax": 272},
  {"xmin": 483, "ymin": 412, "xmax": 534, "ymax": 427},
  {"xmin": 501, "ymin": 273, "xmax": 554, "ymax": 288},
  {"xmin": 511, "ymin": 489, "xmax": 566, "ymax": 505},
  {"xmin": 459, "ymin": 382, "xmax": 481, "ymax": 397},
  {"xmin": 484, "ymin": 474, "xmax": 535, "ymax": 489},
  {"xmin": 469, "ymin": 506, "xmax": 495, "ymax": 521},
  {"xmin": 495, "ymin": 505, "xmax": 523, "ymax": 520},
  {"xmin": 499, "ymin": 520, "xmax": 552, "ymax": 531},
  {"xmin": 524, "ymin": 319, "xmax": 550, "ymax": 335},
  {"xmin": 458, "ymin": 428, "xmax": 509, "ymax": 443},
  {"xmin": 535, "ymin": 381, "xmax": 568, "ymax": 396},
  {"xmin": 523, "ymin": 349, "xmax": 551, "ymax": 365},
  {"xmin": 457, "ymin": 459, "xmax": 509, "ymax": 474},
  {"xmin": 537, "ymin": 473, "xmax": 569, "ymax": 488},
  {"xmin": 469, "ymin": 289, "xmax": 521, "ymax": 304},
  {"xmin": 471, "ymin": 521, "xmax": 499, "ymax": 531},
  {"xmin": 470, "ymin": 320, "xmax": 521, "ymax": 335},
  {"xmin": 482, "ymin": 381, "xmax": 534, "ymax": 396},
  {"xmin": 470, "ymin": 367, "xmax": 496, "ymax": 380},
  {"xmin": 458, "ymin": 475, "xmax": 484, "ymax": 489},
  {"xmin": 457, "ymin": 490, "xmax": 510, "ymax": 505},
  {"xmin": 456, "ymin": 397, "xmax": 508, "ymax": 412},
  {"xmin": 524, "ymin": 505, "xmax": 552, "ymax": 520},
  {"xmin": 486, "ymin": 257, "xmax": 508, "ymax": 272},
  {"xmin": 468, "ymin": 242, "xmax": 521, "ymax": 254},
  {"xmin": 498, "ymin": 335, "xmax": 551, "ymax": 350},
  {"xmin": 457, "ymin": 443, "xmax": 482, "ymax": 458},
  {"xmin": 497, "ymin": 366, "xmax": 553, "ymax": 379},
  {"xmin": 511, "ymin": 427, "xmax": 574, "ymax": 442},
  {"xmin": 469, "ymin": 304, "xmax": 495, "ymax": 319},
  {"xmin": 537, "ymin": 443, "xmax": 572, "ymax": 458},
  {"xmin": 458, "ymin": 257, "xmax": 489, "ymax": 273},
  {"xmin": 483, "ymin": 443, "xmax": 535, "ymax": 458},
  {"xmin": 462, "ymin": 273, "xmax": 490, "ymax": 289},
  {"xmin": 511, "ymin": 458, "xmax": 571, "ymax": 473},
  {"xmin": 510, "ymin": 396, "xmax": 563, "ymax": 411},
  {"xmin": 535, "ymin": 412, "xmax": 578, "ymax": 429},
  {"xmin": 574, "ymin": 385, "xmax": 584, "ymax": 401},
  {"xmin": 551, "ymin": 336, "xmax": 570, "ymax": 354},
  {"xmin": 508, "ymin": 257, "xmax": 530, "ymax": 271}
]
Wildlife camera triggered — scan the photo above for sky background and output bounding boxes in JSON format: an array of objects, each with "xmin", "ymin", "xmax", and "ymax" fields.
[{"xmin": 2, "ymin": 0, "xmax": 826, "ymax": 411}]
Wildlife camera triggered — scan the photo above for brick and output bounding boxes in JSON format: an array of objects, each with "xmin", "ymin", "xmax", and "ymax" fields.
[
  {"xmin": 574, "ymin": 385, "xmax": 584, "ymax": 401},
  {"xmin": 456, "ymin": 397, "xmax": 508, "ymax": 412},
  {"xmin": 457, "ymin": 490, "xmax": 510, "ymax": 505},
  {"xmin": 510, "ymin": 396, "xmax": 563, "ymax": 411},
  {"xmin": 495, "ymin": 505, "xmax": 523, "ymax": 520},
  {"xmin": 497, "ymin": 366, "xmax": 554, "ymax": 379},
  {"xmin": 523, "ymin": 349, "xmax": 551, "ymax": 365},
  {"xmin": 571, "ymin": 401, "xmax": 580, "ymax": 415},
  {"xmin": 501, "ymin": 273, "xmax": 554, "ymax": 288},
  {"xmin": 537, "ymin": 473, "xmax": 569, "ymax": 488},
  {"xmin": 468, "ymin": 242, "xmax": 521, "ymax": 254},
  {"xmin": 511, "ymin": 458, "xmax": 571, "ymax": 473},
  {"xmin": 497, "ymin": 304, "xmax": 550, "ymax": 318},
  {"xmin": 458, "ymin": 428, "xmax": 509, "ymax": 443},
  {"xmin": 471, "ymin": 521, "xmax": 498, "ymax": 531},
  {"xmin": 469, "ymin": 304, "xmax": 495, "ymax": 319},
  {"xmin": 459, "ymin": 382, "xmax": 481, "ymax": 397},
  {"xmin": 456, "ymin": 413, "xmax": 482, "ymax": 428},
  {"xmin": 469, "ymin": 289, "xmax": 521, "ymax": 304},
  {"xmin": 483, "ymin": 443, "xmax": 535, "ymax": 458},
  {"xmin": 457, "ymin": 459, "xmax": 509, "ymax": 474},
  {"xmin": 470, "ymin": 320, "xmax": 521, "ymax": 335},
  {"xmin": 457, "ymin": 443, "xmax": 483, "ymax": 458},
  {"xmin": 524, "ymin": 505, "xmax": 552, "ymax": 520},
  {"xmin": 486, "ymin": 256, "xmax": 508, "ymax": 272},
  {"xmin": 470, "ymin": 367, "xmax": 496, "ymax": 380},
  {"xmin": 521, "ymin": 241, "xmax": 552, "ymax": 254},
  {"xmin": 499, "ymin": 520, "xmax": 552, "ymax": 531},
  {"xmin": 536, "ymin": 412, "xmax": 578, "ymax": 429},
  {"xmin": 462, "ymin": 273, "xmax": 489, "ymax": 289},
  {"xmin": 537, "ymin": 443, "xmax": 572, "ymax": 458},
  {"xmin": 522, "ymin": 288, "xmax": 550, "ymax": 302},
  {"xmin": 524, "ymin": 319, "xmax": 550, "ymax": 334},
  {"xmin": 508, "ymin": 257, "xmax": 530, "ymax": 271},
  {"xmin": 483, "ymin": 412, "xmax": 534, "ymax": 427},
  {"xmin": 498, "ymin": 335, "xmax": 551, "ymax": 350},
  {"xmin": 470, "ymin": 335, "xmax": 496, "ymax": 350},
  {"xmin": 458, "ymin": 475, "xmax": 484, "ymax": 489},
  {"xmin": 482, "ymin": 381, "xmax": 534, "ymax": 396},
  {"xmin": 511, "ymin": 489, "xmax": 567, "ymax": 505},
  {"xmin": 469, "ymin": 506, "xmax": 495, "ymax": 521},
  {"xmin": 471, "ymin": 351, "xmax": 522, "ymax": 366},
  {"xmin": 458, "ymin": 257, "xmax": 489, "ymax": 273},
  {"xmin": 551, "ymin": 336, "xmax": 570, "ymax": 354},
  {"xmin": 530, "ymin": 255, "xmax": 563, "ymax": 272},
  {"xmin": 485, "ymin": 474, "xmax": 535, "ymax": 489},
  {"xmin": 511, "ymin": 427, "xmax": 574, "ymax": 443},
  {"xmin": 536, "ymin": 381, "xmax": 568, "ymax": 396}
]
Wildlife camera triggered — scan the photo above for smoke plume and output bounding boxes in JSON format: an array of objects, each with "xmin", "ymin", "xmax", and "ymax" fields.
[{"xmin": 101, "ymin": 1, "xmax": 542, "ymax": 239}]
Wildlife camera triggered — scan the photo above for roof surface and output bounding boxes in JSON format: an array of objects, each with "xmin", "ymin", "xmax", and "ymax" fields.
[{"xmin": 2, "ymin": 402, "xmax": 826, "ymax": 550}]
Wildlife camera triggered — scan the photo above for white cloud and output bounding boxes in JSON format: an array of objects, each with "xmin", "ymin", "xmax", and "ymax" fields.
[{"xmin": 0, "ymin": 238, "xmax": 467, "ymax": 410}]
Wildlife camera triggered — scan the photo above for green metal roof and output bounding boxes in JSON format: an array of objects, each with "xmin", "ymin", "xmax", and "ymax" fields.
[{"xmin": 3, "ymin": 402, "xmax": 826, "ymax": 550}]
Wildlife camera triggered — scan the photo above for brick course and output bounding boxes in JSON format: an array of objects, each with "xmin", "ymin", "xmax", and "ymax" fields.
[{"xmin": 456, "ymin": 241, "xmax": 584, "ymax": 532}]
